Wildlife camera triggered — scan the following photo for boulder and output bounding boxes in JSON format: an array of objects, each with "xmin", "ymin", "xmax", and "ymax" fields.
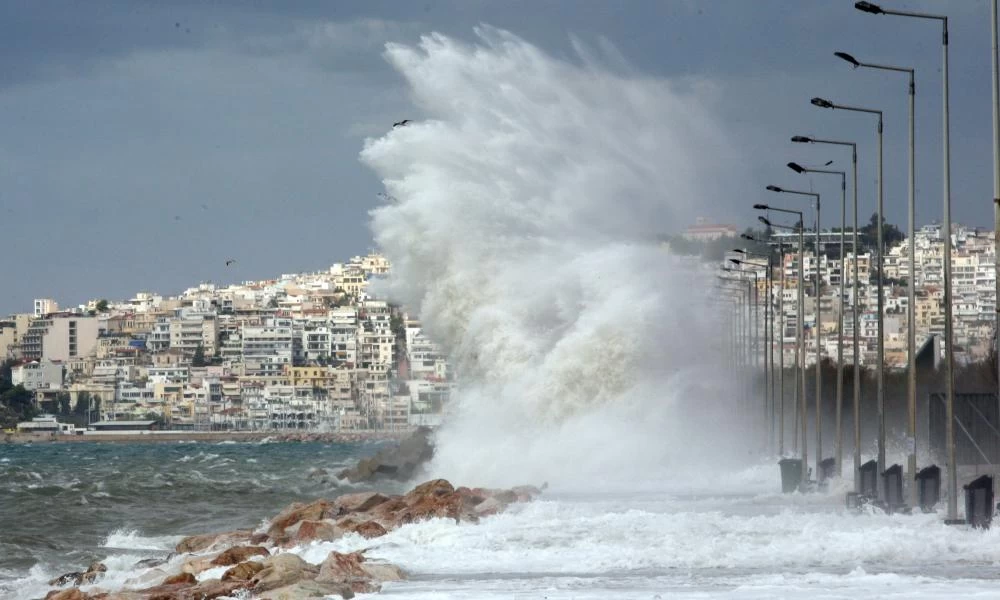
[
  {"xmin": 49, "ymin": 562, "xmax": 106, "ymax": 587},
  {"xmin": 331, "ymin": 492, "xmax": 391, "ymax": 515},
  {"xmin": 292, "ymin": 520, "xmax": 340, "ymax": 544},
  {"xmin": 396, "ymin": 490, "xmax": 468, "ymax": 525},
  {"xmin": 473, "ymin": 496, "xmax": 506, "ymax": 516},
  {"xmin": 44, "ymin": 589, "xmax": 92, "ymax": 600},
  {"xmin": 351, "ymin": 520, "xmax": 388, "ymax": 539},
  {"xmin": 255, "ymin": 580, "xmax": 355, "ymax": 600},
  {"xmin": 175, "ymin": 530, "xmax": 251, "ymax": 554},
  {"xmin": 221, "ymin": 560, "xmax": 265, "ymax": 582},
  {"xmin": 138, "ymin": 578, "xmax": 249, "ymax": 600},
  {"xmin": 180, "ymin": 553, "xmax": 220, "ymax": 575},
  {"xmin": 161, "ymin": 572, "xmax": 197, "ymax": 586},
  {"xmin": 251, "ymin": 554, "xmax": 320, "ymax": 592},
  {"xmin": 315, "ymin": 550, "xmax": 405, "ymax": 595},
  {"xmin": 268, "ymin": 500, "xmax": 335, "ymax": 539},
  {"xmin": 210, "ymin": 545, "xmax": 269, "ymax": 566},
  {"xmin": 336, "ymin": 427, "xmax": 434, "ymax": 483},
  {"xmin": 404, "ymin": 479, "xmax": 455, "ymax": 502}
]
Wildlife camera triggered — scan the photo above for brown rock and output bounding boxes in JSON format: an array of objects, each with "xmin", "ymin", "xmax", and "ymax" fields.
[
  {"xmin": 45, "ymin": 589, "xmax": 92, "ymax": 600},
  {"xmin": 315, "ymin": 551, "xmax": 377, "ymax": 594},
  {"xmin": 180, "ymin": 553, "xmax": 220, "ymax": 575},
  {"xmin": 397, "ymin": 491, "xmax": 468, "ymax": 525},
  {"xmin": 250, "ymin": 532, "xmax": 270, "ymax": 545},
  {"xmin": 351, "ymin": 520, "xmax": 388, "ymax": 539},
  {"xmin": 473, "ymin": 496, "xmax": 506, "ymax": 516},
  {"xmin": 161, "ymin": 572, "xmax": 197, "ymax": 586},
  {"xmin": 293, "ymin": 520, "xmax": 340, "ymax": 544},
  {"xmin": 251, "ymin": 554, "xmax": 320, "ymax": 592},
  {"xmin": 210, "ymin": 545, "xmax": 270, "ymax": 566},
  {"xmin": 49, "ymin": 572, "xmax": 85, "ymax": 587},
  {"xmin": 268, "ymin": 500, "xmax": 335, "ymax": 539},
  {"xmin": 332, "ymin": 492, "xmax": 391, "ymax": 515},
  {"xmin": 367, "ymin": 497, "xmax": 407, "ymax": 524},
  {"xmin": 404, "ymin": 479, "xmax": 455, "ymax": 502},
  {"xmin": 175, "ymin": 530, "xmax": 252, "ymax": 554},
  {"xmin": 255, "ymin": 580, "xmax": 355, "ymax": 599},
  {"xmin": 221, "ymin": 560, "xmax": 265, "ymax": 582}
]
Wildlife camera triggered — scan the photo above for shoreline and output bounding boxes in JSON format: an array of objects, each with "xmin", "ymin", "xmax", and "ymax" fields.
[{"xmin": 1, "ymin": 429, "xmax": 415, "ymax": 445}]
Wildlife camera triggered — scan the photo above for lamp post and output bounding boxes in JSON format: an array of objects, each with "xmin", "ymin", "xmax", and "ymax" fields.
[
  {"xmin": 834, "ymin": 49, "xmax": 919, "ymax": 507},
  {"xmin": 994, "ymin": 0, "xmax": 1000, "ymax": 473},
  {"xmin": 787, "ymin": 162, "xmax": 848, "ymax": 479},
  {"xmin": 729, "ymin": 262, "xmax": 760, "ymax": 416},
  {"xmin": 734, "ymin": 253, "xmax": 772, "ymax": 443},
  {"xmin": 792, "ymin": 135, "xmax": 861, "ymax": 490},
  {"xmin": 855, "ymin": 0, "xmax": 956, "ymax": 523},
  {"xmin": 720, "ymin": 273, "xmax": 755, "ymax": 418},
  {"xmin": 765, "ymin": 186, "xmax": 823, "ymax": 481},
  {"xmin": 811, "ymin": 95, "xmax": 887, "ymax": 501},
  {"xmin": 758, "ymin": 207, "xmax": 806, "ymax": 478}
]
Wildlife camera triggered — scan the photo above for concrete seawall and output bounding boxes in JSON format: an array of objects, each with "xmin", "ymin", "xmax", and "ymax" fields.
[{"xmin": 2, "ymin": 430, "xmax": 415, "ymax": 444}]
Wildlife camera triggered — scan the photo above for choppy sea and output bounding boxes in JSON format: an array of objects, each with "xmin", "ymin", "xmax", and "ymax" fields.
[{"xmin": 4, "ymin": 441, "xmax": 1000, "ymax": 599}]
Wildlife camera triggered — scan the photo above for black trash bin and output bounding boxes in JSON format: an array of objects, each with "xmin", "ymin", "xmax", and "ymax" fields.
[
  {"xmin": 915, "ymin": 465, "xmax": 941, "ymax": 513},
  {"xmin": 859, "ymin": 460, "xmax": 878, "ymax": 499},
  {"xmin": 819, "ymin": 457, "xmax": 836, "ymax": 482},
  {"xmin": 965, "ymin": 475, "xmax": 994, "ymax": 529},
  {"xmin": 882, "ymin": 464, "xmax": 904, "ymax": 510},
  {"xmin": 779, "ymin": 458, "xmax": 803, "ymax": 494}
]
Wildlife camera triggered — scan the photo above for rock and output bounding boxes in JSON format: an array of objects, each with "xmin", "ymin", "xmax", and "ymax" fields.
[
  {"xmin": 351, "ymin": 520, "xmax": 388, "ymax": 539},
  {"xmin": 161, "ymin": 572, "xmax": 197, "ymax": 586},
  {"xmin": 251, "ymin": 554, "xmax": 320, "ymax": 592},
  {"xmin": 180, "ymin": 553, "xmax": 220, "ymax": 575},
  {"xmin": 291, "ymin": 520, "xmax": 339, "ymax": 544},
  {"xmin": 332, "ymin": 491, "xmax": 391, "ymax": 515},
  {"xmin": 255, "ymin": 580, "xmax": 355, "ymax": 600},
  {"xmin": 367, "ymin": 497, "xmax": 407, "ymax": 524},
  {"xmin": 221, "ymin": 560, "xmax": 265, "ymax": 582},
  {"xmin": 396, "ymin": 490, "xmax": 467, "ymax": 525},
  {"xmin": 336, "ymin": 427, "xmax": 434, "ymax": 483},
  {"xmin": 404, "ymin": 479, "xmax": 454, "ymax": 502},
  {"xmin": 175, "ymin": 530, "xmax": 251, "ymax": 554},
  {"xmin": 473, "ymin": 496, "xmax": 505, "ymax": 516},
  {"xmin": 250, "ymin": 533, "xmax": 270, "ymax": 545},
  {"xmin": 44, "ymin": 589, "xmax": 92, "ymax": 600},
  {"xmin": 49, "ymin": 572, "xmax": 85, "ymax": 587},
  {"xmin": 210, "ymin": 545, "xmax": 269, "ymax": 566},
  {"xmin": 268, "ymin": 500, "xmax": 335, "ymax": 539},
  {"xmin": 134, "ymin": 557, "xmax": 168, "ymax": 569},
  {"xmin": 315, "ymin": 551, "xmax": 377, "ymax": 594},
  {"xmin": 49, "ymin": 562, "xmax": 106, "ymax": 587}
]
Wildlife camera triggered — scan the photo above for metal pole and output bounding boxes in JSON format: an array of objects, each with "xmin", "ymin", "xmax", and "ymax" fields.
[
  {"xmin": 906, "ymin": 68, "xmax": 918, "ymax": 508},
  {"xmin": 837, "ymin": 172, "xmax": 846, "ymax": 476},
  {"xmin": 942, "ymin": 17, "xmax": 958, "ymax": 522},
  {"xmin": 770, "ymin": 256, "xmax": 776, "ymax": 453},
  {"xmin": 876, "ymin": 112, "xmax": 886, "ymax": 503},
  {"xmin": 815, "ymin": 196, "xmax": 823, "ymax": 480},
  {"xmin": 799, "ymin": 225, "xmax": 808, "ymax": 478},
  {"xmin": 852, "ymin": 145, "xmax": 861, "ymax": 492},
  {"xmin": 779, "ymin": 245, "xmax": 787, "ymax": 455},
  {"xmin": 992, "ymin": 0, "xmax": 1000, "ymax": 512}
]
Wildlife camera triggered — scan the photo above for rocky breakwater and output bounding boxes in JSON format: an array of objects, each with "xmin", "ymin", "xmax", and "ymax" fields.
[
  {"xmin": 43, "ymin": 479, "xmax": 542, "ymax": 600},
  {"xmin": 336, "ymin": 426, "xmax": 434, "ymax": 483}
]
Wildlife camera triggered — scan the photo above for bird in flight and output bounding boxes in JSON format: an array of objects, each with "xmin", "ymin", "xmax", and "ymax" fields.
[
  {"xmin": 225, "ymin": 259, "xmax": 237, "ymax": 266},
  {"xmin": 392, "ymin": 119, "xmax": 412, "ymax": 128}
]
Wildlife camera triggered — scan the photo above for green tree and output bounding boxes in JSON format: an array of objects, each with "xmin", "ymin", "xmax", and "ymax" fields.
[
  {"xmin": 74, "ymin": 391, "xmax": 91, "ymax": 416},
  {"xmin": 58, "ymin": 392, "xmax": 71, "ymax": 416},
  {"xmin": 0, "ymin": 385, "xmax": 36, "ymax": 426},
  {"xmin": 95, "ymin": 299, "xmax": 109, "ymax": 313},
  {"xmin": 192, "ymin": 344, "xmax": 207, "ymax": 367}
]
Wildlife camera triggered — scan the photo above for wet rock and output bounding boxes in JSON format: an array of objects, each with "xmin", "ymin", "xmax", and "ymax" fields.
[
  {"xmin": 292, "ymin": 520, "xmax": 340, "ymax": 544},
  {"xmin": 134, "ymin": 557, "xmax": 168, "ymax": 569},
  {"xmin": 403, "ymin": 478, "xmax": 454, "ymax": 502},
  {"xmin": 209, "ymin": 545, "xmax": 269, "ymax": 566},
  {"xmin": 315, "ymin": 550, "xmax": 404, "ymax": 594},
  {"xmin": 255, "ymin": 580, "xmax": 355, "ymax": 599},
  {"xmin": 49, "ymin": 572, "xmax": 85, "ymax": 587},
  {"xmin": 44, "ymin": 589, "xmax": 92, "ymax": 600},
  {"xmin": 473, "ymin": 496, "xmax": 505, "ymax": 516},
  {"xmin": 336, "ymin": 427, "xmax": 434, "ymax": 483},
  {"xmin": 250, "ymin": 532, "xmax": 270, "ymax": 545},
  {"xmin": 351, "ymin": 520, "xmax": 388, "ymax": 539},
  {"xmin": 251, "ymin": 553, "xmax": 320, "ymax": 592},
  {"xmin": 221, "ymin": 560, "xmax": 265, "ymax": 582},
  {"xmin": 161, "ymin": 572, "xmax": 197, "ymax": 586},
  {"xmin": 268, "ymin": 500, "xmax": 335, "ymax": 539},
  {"xmin": 332, "ymin": 491, "xmax": 391, "ymax": 515},
  {"xmin": 175, "ymin": 530, "xmax": 251, "ymax": 554},
  {"xmin": 49, "ymin": 562, "xmax": 106, "ymax": 587}
]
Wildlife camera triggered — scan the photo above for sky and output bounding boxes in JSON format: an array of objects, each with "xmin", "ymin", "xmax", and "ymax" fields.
[{"xmin": 1, "ymin": 0, "xmax": 997, "ymax": 315}]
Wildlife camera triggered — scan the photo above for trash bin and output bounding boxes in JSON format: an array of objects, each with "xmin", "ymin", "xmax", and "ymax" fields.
[
  {"xmin": 779, "ymin": 458, "xmax": 803, "ymax": 494},
  {"xmin": 882, "ymin": 464, "xmax": 904, "ymax": 510},
  {"xmin": 819, "ymin": 457, "xmax": 836, "ymax": 482},
  {"xmin": 859, "ymin": 460, "xmax": 878, "ymax": 499},
  {"xmin": 915, "ymin": 465, "xmax": 941, "ymax": 513},
  {"xmin": 964, "ymin": 475, "xmax": 994, "ymax": 529}
]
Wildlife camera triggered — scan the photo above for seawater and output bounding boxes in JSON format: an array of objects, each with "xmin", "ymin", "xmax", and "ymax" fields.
[{"xmin": 4, "ymin": 443, "xmax": 1000, "ymax": 599}]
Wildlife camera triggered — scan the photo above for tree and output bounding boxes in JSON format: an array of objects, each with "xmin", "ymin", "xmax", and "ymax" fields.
[
  {"xmin": 95, "ymin": 299, "xmax": 109, "ymax": 313},
  {"xmin": 58, "ymin": 392, "xmax": 71, "ymax": 416},
  {"xmin": 859, "ymin": 212, "xmax": 905, "ymax": 253},
  {"xmin": 74, "ymin": 391, "xmax": 91, "ymax": 416},
  {"xmin": 0, "ymin": 385, "xmax": 36, "ymax": 426},
  {"xmin": 192, "ymin": 344, "xmax": 207, "ymax": 367}
]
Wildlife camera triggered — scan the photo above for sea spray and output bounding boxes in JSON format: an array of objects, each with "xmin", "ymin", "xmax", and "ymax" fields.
[{"xmin": 362, "ymin": 27, "xmax": 750, "ymax": 488}]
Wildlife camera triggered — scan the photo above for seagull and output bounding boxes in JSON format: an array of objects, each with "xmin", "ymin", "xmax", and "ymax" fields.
[
  {"xmin": 225, "ymin": 259, "xmax": 236, "ymax": 266},
  {"xmin": 392, "ymin": 119, "xmax": 411, "ymax": 128}
]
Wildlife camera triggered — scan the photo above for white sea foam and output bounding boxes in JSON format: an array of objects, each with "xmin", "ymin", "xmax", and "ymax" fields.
[{"xmin": 102, "ymin": 528, "xmax": 181, "ymax": 552}]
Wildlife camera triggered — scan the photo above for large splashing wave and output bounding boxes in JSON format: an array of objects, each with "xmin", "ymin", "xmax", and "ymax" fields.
[{"xmin": 362, "ymin": 27, "xmax": 748, "ymax": 488}]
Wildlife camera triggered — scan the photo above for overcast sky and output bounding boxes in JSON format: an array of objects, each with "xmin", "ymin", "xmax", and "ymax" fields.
[{"xmin": 1, "ymin": 0, "xmax": 996, "ymax": 315}]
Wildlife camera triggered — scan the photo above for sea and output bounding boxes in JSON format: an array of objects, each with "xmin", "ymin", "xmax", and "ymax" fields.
[{"xmin": 4, "ymin": 441, "xmax": 1000, "ymax": 600}]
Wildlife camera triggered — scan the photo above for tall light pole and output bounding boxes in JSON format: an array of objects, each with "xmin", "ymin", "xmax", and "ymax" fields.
[
  {"xmin": 855, "ymin": 0, "xmax": 956, "ymax": 522},
  {"xmin": 993, "ymin": 0, "xmax": 1000, "ymax": 499},
  {"xmin": 766, "ymin": 186, "xmax": 823, "ymax": 481},
  {"xmin": 792, "ymin": 135, "xmax": 861, "ymax": 487},
  {"xmin": 758, "ymin": 208, "xmax": 806, "ymax": 479},
  {"xmin": 728, "ymin": 262, "xmax": 761, "ymax": 424},
  {"xmin": 788, "ymin": 162, "xmax": 847, "ymax": 479},
  {"xmin": 734, "ymin": 253, "xmax": 772, "ymax": 443},
  {"xmin": 811, "ymin": 95, "xmax": 886, "ymax": 501},
  {"xmin": 834, "ymin": 48, "xmax": 919, "ymax": 507}
]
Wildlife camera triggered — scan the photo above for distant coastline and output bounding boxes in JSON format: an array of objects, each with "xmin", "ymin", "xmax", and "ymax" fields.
[{"xmin": 1, "ymin": 429, "xmax": 413, "ymax": 445}]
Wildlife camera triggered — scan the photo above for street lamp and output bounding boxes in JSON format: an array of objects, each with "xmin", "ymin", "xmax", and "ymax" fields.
[
  {"xmin": 766, "ymin": 186, "xmax": 823, "ymax": 482},
  {"xmin": 835, "ymin": 50, "xmax": 919, "ymax": 505},
  {"xmin": 758, "ymin": 208, "xmax": 808, "ymax": 479},
  {"xmin": 792, "ymin": 134, "xmax": 862, "ymax": 490},
  {"xmin": 854, "ymin": 0, "xmax": 957, "ymax": 523},
  {"xmin": 730, "ymin": 258, "xmax": 761, "ymax": 412},
  {"xmin": 733, "ymin": 253, "xmax": 772, "ymax": 444},
  {"xmin": 811, "ymin": 95, "xmax": 888, "ymax": 503},
  {"xmin": 787, "ymin": 161, "xmax": 848, "ymax": 481}
]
